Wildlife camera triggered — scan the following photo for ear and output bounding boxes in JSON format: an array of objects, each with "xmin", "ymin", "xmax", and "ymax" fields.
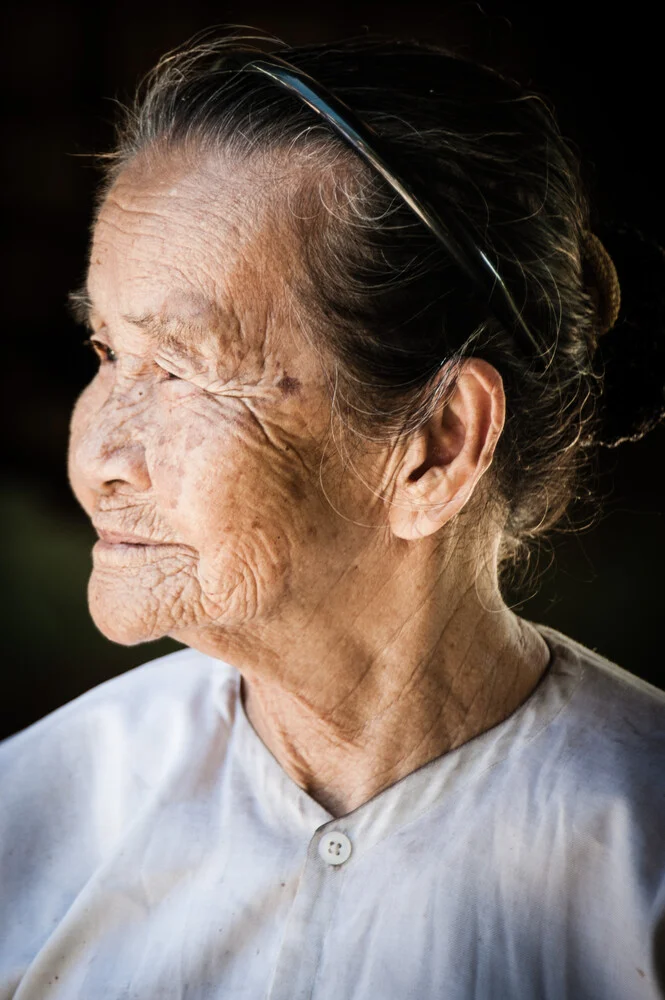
[{"xmin": 388, "ymin": 358, "xmax": 505, "ymax": 541}]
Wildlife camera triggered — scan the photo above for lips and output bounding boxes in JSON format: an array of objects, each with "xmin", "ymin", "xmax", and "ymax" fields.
[{"xmin": 91, "ymin": 529, "xmax": 185, "ymax": 568}]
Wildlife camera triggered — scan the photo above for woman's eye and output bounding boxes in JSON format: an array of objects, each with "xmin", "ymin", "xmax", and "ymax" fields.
[
  {"xmin": 84, "ymin": 338, "xmax": 117, "ymax": 364},
  {"xmin": 158, "ymin": 366, "xmax": 181, "ymax": 381}
]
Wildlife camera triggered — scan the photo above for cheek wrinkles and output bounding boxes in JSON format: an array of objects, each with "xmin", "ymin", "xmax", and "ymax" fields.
[{"xmin": 240, "ymin": 398, "xmax": 324, "ymax": 477}]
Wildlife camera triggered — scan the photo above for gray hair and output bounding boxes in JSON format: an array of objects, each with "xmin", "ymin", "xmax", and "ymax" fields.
[{"xmin": 99, "ymin": 30, "xmax": 629, "ymax": 592}]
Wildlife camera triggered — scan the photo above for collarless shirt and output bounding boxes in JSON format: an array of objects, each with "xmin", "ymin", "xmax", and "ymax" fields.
[{"xmin": 1, "ymin": 622, "xmax": 664, "ymax": 999}]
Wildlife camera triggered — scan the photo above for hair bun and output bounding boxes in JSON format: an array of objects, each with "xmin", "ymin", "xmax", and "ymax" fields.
[
  {"xmin": 591, "ymin": 221, "xmax": 665, "ymax": 448},
  {"xmin": 580, "ymin": 231, "xmax": 621, "ymax": 342}
]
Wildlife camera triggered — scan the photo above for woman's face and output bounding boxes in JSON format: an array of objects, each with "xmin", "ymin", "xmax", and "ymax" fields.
[{"xmin": 68, "ymin": 153, "xmax": 388, "ymax": 647}]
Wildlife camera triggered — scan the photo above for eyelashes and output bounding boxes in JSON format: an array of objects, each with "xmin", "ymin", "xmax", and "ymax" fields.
[
  {"xmin": 84, "ymin": 338, "xmax": 117, "ymax": 364},
  {"xmin": 83, "ymin": 338, "xmax": 181, "ymax": 380}
]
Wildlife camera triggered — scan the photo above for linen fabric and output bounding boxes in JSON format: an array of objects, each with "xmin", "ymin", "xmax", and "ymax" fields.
[{"xmin": 1, "ymin": 623, "xmax": 664, "ymax": 999}]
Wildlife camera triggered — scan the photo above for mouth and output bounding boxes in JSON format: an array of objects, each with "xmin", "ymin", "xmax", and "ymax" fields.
[
  {"xmin": 91, "ymin": 529, "xmax": 185, "ymax": 568},
  {"xmin": 92, "ymin": 522, "xmax": 182, "ymax": 569}
]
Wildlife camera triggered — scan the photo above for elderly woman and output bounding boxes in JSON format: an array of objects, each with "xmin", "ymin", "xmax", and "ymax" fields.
[{"xmin": 1, "ymin": 29, "xmax": 664, "ymax": 1000}]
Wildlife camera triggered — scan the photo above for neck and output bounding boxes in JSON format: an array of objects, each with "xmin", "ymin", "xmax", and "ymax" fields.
[{"xmin": 237, "ymin": 564, "xmax": 551, "ymax": 817}]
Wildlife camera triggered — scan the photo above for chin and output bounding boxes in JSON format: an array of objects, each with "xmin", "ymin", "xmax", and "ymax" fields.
[
  {"xmin": 90, "ymin": 608, "xmax": 160, "ymax": 647},
  {"xmin": 87, "ymin": 577, "xmax": 167, "ymax": 647}
]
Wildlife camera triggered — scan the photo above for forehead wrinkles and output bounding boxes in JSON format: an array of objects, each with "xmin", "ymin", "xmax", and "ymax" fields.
[
  {"xmin": 91, "ymin": 158, "xmax": 266, "ymax": 296},
  {"xmin": 88, "ymin": 157, "xmax": 309, "ymax": 366},
  {"xmin": 92, "ymin": 162, "xmax": 253, "ymax": 295},
  {"xmin": 92, "ymin": 190, "xmax": 241, "ymax": 288},
  {"xmin": 98, "ymin": 153, "xmax": 267, "ymax": 243}
]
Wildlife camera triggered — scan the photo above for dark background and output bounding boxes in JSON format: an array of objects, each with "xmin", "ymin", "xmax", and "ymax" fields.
[{"xmin": 1, "ymin": 1, "xmax": 663, "ymax": 742}]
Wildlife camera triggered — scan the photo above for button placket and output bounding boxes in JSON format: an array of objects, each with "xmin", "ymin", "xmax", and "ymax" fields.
[{"xmin": 267, "ymin": 824, "xmax": 355, "ymax": 1000}]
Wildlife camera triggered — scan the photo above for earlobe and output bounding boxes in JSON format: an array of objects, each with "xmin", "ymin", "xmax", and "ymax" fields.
[{"xmin": 388, "ymin": 358, "xmax": 505, "ymax": 541}]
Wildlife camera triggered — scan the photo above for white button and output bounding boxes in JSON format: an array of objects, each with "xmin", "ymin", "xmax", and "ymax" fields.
[{"xmin": 318, "ymin": 830, "xmax": 352, "ymax": 865}]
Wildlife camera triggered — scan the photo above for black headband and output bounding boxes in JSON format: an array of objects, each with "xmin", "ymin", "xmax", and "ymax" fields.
[{"xmin": 225, "ymin": 51, "xmax": 541, "ymax": 360}]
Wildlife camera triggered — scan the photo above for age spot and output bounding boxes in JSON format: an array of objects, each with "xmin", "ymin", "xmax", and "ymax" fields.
[{"xmin": 277, "ymin": 374, "xmax": 301, "ymax": 396}]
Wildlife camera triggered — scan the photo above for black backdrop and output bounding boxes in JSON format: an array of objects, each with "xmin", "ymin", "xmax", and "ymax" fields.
[{"xmin": 2, "ymin": 0, "xmax": 664, "ymax": 741}]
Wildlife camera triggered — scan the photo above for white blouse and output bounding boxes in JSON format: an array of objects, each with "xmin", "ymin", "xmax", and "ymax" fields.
[{"xmin": 1, "ymin": 623, "xmax": 664, "ymax": 999}]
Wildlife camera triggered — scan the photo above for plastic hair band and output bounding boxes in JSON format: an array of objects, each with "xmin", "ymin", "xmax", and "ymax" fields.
[{"xmin": 230, "ymin": 52, "xmax": 541, "ymax": 358}]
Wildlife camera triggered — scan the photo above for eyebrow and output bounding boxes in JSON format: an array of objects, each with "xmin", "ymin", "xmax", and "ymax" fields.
[
  {"xmin": 68, "ymin": 285, "xmax": 230, "ymax": 362},
  {"xmin": 122, "ymin": 310, "xmax": 209, "ymax": 361},
  {"xmin": 68, "ymin": 286, "xmax": 94, "ymax": 327}
]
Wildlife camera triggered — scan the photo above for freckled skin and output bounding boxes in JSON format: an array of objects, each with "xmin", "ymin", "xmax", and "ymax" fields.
[
  {"xmin": 69, "ymin": 153, "xmax": 365, "ymax": 645},
  {"xmin": 69, "ymin": 148, "xmax": 551, "ymax": 817}
]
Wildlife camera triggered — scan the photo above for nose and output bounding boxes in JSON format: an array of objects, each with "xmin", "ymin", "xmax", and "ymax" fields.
[{"xmin": 69, "ymin": 392, "xmax": 152, "ymax": 497}]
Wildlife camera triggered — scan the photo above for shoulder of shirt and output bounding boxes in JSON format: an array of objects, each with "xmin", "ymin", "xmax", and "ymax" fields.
[
  {"xmin": 533, "ymin": 622, "xmax": 665, "ymax": 775},
  {"xmin": 537, "ymin": 621, "xmax": 665, "ymax": 712},
  {"xmin": 0, "ymin": 646, "xmax": 240, "ymax": 779},
  {"xmin": 0, "ymin": 648, "xmax": 242, "ymax": 968}
]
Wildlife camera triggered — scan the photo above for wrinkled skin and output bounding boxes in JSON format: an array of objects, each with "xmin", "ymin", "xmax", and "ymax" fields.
[
  {"xmin": 69, "ymin": 149, "xmax": 551, "ymax": 816},
  {"xmin": 69, "ymin": 153, "xmax": 378, "ymax": 647}
]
